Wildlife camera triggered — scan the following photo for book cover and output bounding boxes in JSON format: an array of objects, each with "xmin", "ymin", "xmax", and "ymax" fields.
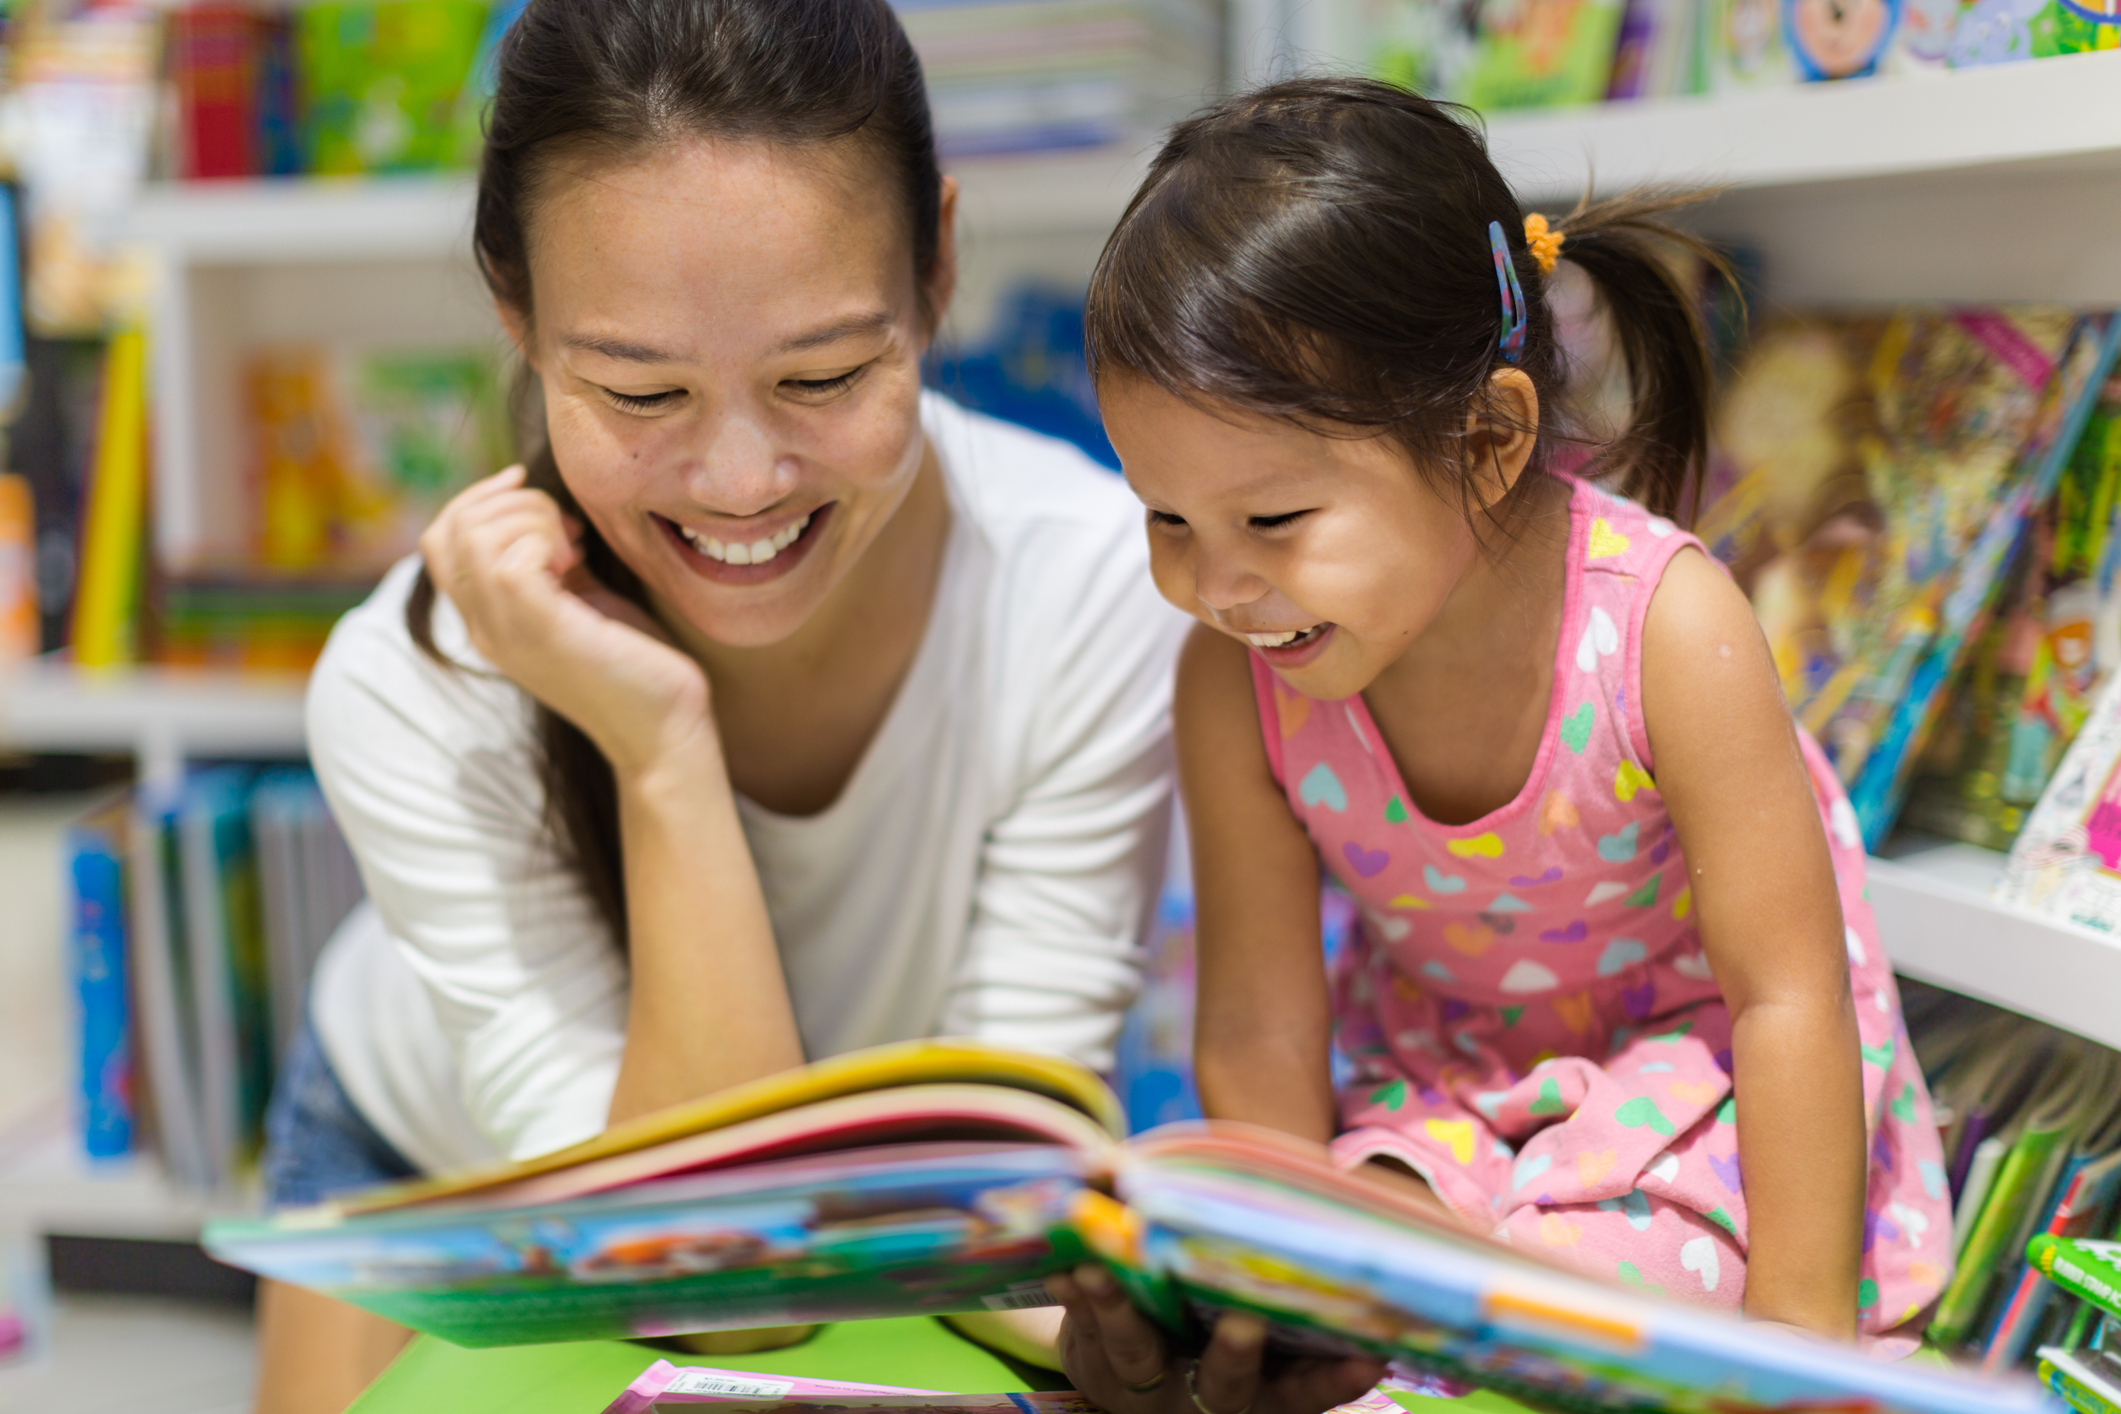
[
  {"xmin": 1459, "ymin": 0, "xmax": 1628, "ymax": 108},
  {"xmin": 297, "ymin": 0, "xmax": 489, "ymax": 175},
  {"xmin": 207, "ymin": 1042, "xmax": 2054, "ymax": 1413},
  {"xmin": 1699, "ymin": 309, "xmax": 2121, "ymax": 848}
]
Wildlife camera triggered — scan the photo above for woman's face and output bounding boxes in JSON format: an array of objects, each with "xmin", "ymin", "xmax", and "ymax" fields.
[{"xmin": 514, "ymin": 137, "xmax": 953, "ymax": 648}]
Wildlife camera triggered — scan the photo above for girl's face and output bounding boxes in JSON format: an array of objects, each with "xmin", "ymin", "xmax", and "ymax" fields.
[
  {"xmin": 1102, "ymin": 376, "xmax": 1485, "ymax": 702},
  {"xmin": 512, "ymin": 137, "xmax": 954, "ymax": 649}
]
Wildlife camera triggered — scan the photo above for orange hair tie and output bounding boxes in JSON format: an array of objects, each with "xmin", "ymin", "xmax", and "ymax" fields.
[{"xmin": 1523, "ymin": 213, "xmax": 1564, "ymax": 275}]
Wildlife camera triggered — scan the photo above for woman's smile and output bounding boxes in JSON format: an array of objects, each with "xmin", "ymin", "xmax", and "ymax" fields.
[{"xmin": 654, "ymin": 502, "xmax": 835, "ymax": 585}]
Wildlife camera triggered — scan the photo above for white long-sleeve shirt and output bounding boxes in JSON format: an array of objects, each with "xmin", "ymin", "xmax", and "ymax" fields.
[{"xmin": 306, "ymin": 393, "xmax": 1187, "ymax": 1174}]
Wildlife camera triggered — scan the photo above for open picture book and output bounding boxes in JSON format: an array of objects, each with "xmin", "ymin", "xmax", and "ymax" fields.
[{"xmin": 205, "ymin": 1040, "xmax": 2051, "ymax": 1414}]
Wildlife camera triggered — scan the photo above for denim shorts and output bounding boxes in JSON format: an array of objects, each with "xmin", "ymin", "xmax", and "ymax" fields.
[{"xmin": 261, "ymin": 1016, "xmax": 420, "ymax": 1209}]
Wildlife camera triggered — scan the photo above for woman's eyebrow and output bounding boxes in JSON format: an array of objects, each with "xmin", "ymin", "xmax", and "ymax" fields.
[
  {"xmin": 562, "ymin": 334, "xmax": 683, "ymax": 364},
  {"xmin": 774, "ymin": 310, "xmax": 894, "ymax": 354}
]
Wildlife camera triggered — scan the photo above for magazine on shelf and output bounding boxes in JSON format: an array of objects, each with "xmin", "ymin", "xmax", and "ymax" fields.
[{"xmin": 206, "ymin": 1040, "xmax": 2051, "ymax": 1413}]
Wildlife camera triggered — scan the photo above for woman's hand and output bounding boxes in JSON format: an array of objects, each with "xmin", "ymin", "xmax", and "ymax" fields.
[
  {"xmin": 420, "ymin": 466, "xmax": 717, "ymax": 782},
  {"xmin": 1048, "ymin": 1266, "xmax": 1383, "ymax": 1414}
]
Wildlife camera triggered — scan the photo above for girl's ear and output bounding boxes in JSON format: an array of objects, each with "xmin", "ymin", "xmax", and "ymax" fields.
[{"xmin": 1463, "ymin": 365, "xmax": 1540, "ymax": 513}]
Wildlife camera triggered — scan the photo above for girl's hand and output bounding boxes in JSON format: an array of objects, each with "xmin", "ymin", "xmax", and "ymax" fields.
[
  {"xmin": 420, "ymin": 467, "xmax": 717, "ymax": 782},
  {"xmin": 1048, "ymin": 1266, "xmax": 1383, "ymax": 1414}
]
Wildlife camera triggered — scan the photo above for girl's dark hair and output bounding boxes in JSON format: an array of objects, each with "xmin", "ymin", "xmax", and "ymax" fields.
[
  {"xmin": 1085, "ymin": 76, "xmax": 1728, "ymax": 525},
  {"xmin": 405, "ymin": 0, "xmax": 941, "ymax": 947}
]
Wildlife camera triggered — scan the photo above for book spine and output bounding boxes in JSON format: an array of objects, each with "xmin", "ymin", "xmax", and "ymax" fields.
[
  {"xmin": 67, "ymin": 820, "xmax": 132, "ymax": 1159},
  {"xmin": 0, "ymin": 474, "xmax": 36, "ymax": 662},
  {"xmin": 69, "ymin": 328, "xmax": 149, "ymax": 669},
  {"xmin": 172, "ymin": 5, "xmax": 259, "ymax": 180},
  {"xmin": 125, "ymin": 793, "xmax": 212, "ymax": 1190},
  {"xmin": 1932, "ymin": 1127, "xmax": 2067, "ymax": 1347}
]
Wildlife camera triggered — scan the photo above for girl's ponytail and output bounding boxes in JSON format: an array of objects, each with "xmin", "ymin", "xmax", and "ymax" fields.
[{"xmin": 1547, "ymin": 192, "xmax": 1734, "ymax": 524}]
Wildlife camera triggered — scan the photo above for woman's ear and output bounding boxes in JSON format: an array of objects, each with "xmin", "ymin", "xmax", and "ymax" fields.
[
  {"xmin": 924, "ymin": 175, "xmax": 961, "ymax": 340},
  {"xmin": 495, "ymin": 300, "xmax": 536, "ymax": 370},
  {"xmin": 1464, "ymin": 366, "xmax": 1540, "ymax": 512}
]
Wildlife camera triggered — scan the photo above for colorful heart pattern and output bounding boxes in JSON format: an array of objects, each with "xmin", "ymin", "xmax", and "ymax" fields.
[{"xmin": 1256, "ymin": 485, "xmax": 1947, "ymax": 1334}]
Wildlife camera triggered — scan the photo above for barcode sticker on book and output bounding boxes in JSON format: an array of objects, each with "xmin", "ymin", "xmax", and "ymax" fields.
[
  {"xmin": 667, "ymin": 1373, "xmax": 799, "ymax": 1398},
  {"xmin": 981, "ymin": 1280, "xmax": 1058, "ymax": 1310}
]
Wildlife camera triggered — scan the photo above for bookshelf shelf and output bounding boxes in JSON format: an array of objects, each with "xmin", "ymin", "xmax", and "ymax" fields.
[
  {"xmin": 0, "ymin": 658, "xmax": 307, "ymax": 785},
  {"xmin": 1487, "ymin": 49, "xmax": 2121, "ymax": 199},
  {"xmin": 1869, "ymin": 836, "xmax": 2121, "ymax": 1053},
  {"xmin": 0, "ymin": 1123, "xmax": 251, "ymax": 1243},
  {"xmin": 122, "ymin": 145, "xmax": 1154, "ymax": 267}
]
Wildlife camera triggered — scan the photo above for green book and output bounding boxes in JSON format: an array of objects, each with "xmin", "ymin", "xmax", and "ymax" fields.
[{"xmin": 1931, "ymin": 1125, "xmax": 2068, "ymax": 1348}]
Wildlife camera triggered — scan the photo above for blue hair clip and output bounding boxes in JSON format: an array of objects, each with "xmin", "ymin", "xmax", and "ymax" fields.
[{"xmin": 1489, "ymin": 220, "xmax": 1526, "ymax": 364}]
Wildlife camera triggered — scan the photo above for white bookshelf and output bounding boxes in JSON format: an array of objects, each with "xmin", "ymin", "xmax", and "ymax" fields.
[
  {"xmin": 0, "ymin": 657, "xmax": 307, "ymax": 787},
  {"xmin": 1869, "ymin": 840, "xmax": 2121, "ymax": 1053}
]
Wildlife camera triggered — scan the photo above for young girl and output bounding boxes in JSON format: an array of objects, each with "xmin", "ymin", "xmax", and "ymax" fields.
[{"xmin": 1050, "ymin": 74, "xmax": 1952, "ymax": 1414}]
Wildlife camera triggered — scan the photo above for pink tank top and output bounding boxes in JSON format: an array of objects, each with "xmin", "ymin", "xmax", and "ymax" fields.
[{"xmin": 1250, "ymin": 477, "xmax": 1721, "ymax": 1050}]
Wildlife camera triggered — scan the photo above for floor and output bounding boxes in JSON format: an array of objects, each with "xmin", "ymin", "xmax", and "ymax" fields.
[
  {"xmin": 0, "ymin": 793, "xmax": 260, "ymax": 1413},
  {"xmin": 0, "ymin": 1292, "xmax": 256, "ymax": 1413}
]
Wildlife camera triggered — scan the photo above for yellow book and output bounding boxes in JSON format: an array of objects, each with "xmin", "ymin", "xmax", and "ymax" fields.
[{"xmin": 69, "ymin": 327, "xmax": 150, "ymax": 668}]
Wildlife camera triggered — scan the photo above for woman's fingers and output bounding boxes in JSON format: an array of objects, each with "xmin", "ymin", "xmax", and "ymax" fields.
[
  {"xmin": 1191, "ymin": 1312, "xmax": 1266, "ymax": 1414},
  {"xmin": 1259, "ymin": 1355, "xmax": 1386, "ymax": 1414},
  {"xmin": 1074, "ymin": 1264, "xmax": 1168, "ymax": 1391}
]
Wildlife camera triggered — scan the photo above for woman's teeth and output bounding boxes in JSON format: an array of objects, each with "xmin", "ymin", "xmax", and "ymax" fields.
[
  {"xmin": 1247, "ymin": 625, "xmax": 1325, "ymax": 648},
  {"xmin": 678, "ymin": 512, "xmax": 811, "ymax": 565}
]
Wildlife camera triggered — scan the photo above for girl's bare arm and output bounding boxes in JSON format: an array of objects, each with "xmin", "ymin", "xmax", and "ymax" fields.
[
  {"xmin": 1642, "ymin": 548, "xmax": 1865, "ymax": 1339},
  {"xmin": 1178, "ymin": 624, "xmax": 1338, "ymax": 1141}
]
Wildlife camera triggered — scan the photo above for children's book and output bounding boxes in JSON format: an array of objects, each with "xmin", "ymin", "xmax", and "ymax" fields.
[
  {"xmin": 1931, "ymin": 1042, "xmax": 2121, "ymax": 1348},
  {"xmin": 1985, "ymin": 1149, "xmax": 2121, "ymax": 1371},
  {"xmin": 127, "ymin": 786, "xmax": 213, "ymax": 1190},
  {"xmin": 178, "ymin": 767, "xmax": 272, "ymax": 1173},
  {"xmin": 297, "ymin": 0, "xmax": 487, "ymax": 174},
  {"xmin": 1699, "ymin": 308, "xmax": 2121, "ymax": 848},
  {"xmin": 206, "ymin": 1040, "xmax": 2052, "ymax": 1413},
  {"xmin": 2038, "ymin": 1346, "xmax": 2121, "ymax": 1414},
  {"xmin": 1995, "ymin": 643, "xmax": 2121, "ymax": 929},
  {"xmin": 604, "ymin": 1364, "xmax": 1449, "ymax": 1414},
  {"xmin": 1458, "ymin": 0, "xmax": 1628, "ymax": 108}
]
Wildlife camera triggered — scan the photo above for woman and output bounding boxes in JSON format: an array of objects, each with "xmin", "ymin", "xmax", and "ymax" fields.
[{"xmin": 255, "ymin": 2, "xmax": 1185, "ymax": 1408}]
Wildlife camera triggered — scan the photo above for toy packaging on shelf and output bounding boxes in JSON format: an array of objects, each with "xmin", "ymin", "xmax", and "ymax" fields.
[
  {"xmin": 208, "ymin": 1038, "xmax": 2051, "ymax": 1412},
  {"xmin": 1695, "ymin": 306, "xmax": 2121, "ymax": 849},
  {"xmin": 245, "ymin": 343, "xmax": 506, "ymax": 573},
  {"xmin": 60, "ymin": 771, "xmax": 364, "ymax": 1188}
]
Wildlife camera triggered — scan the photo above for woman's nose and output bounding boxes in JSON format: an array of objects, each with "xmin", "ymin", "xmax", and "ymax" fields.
[{"xmin": 680, "ymin": 410, "xmax": 795, "ymax": 515}]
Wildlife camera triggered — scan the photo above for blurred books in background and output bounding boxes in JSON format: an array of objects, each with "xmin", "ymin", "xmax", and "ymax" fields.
[
  {"xmin": 898, "ymin": 0, "xmax": 1222, "ymax": 159},
  {"xmin": 1322, "ymin": 0, "xmax": 2118, "ymax": 110},
  {"xmin": 66, "ymin": 767, "xmax": 364, "ymax": 1190}
]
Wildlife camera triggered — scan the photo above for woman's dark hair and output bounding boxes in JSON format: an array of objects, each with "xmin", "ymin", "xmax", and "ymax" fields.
[
  {"xmin": 405, "ymin": 0, "xmax": 942, "ymax": 947},
  {"xmin": 1084, "ymin": 76, "xmax": 1729, "ymax": 525}
]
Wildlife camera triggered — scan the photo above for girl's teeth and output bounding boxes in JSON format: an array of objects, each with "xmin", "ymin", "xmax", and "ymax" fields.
[
  {"xmin": 1246, "ymin": 626, "xmax": 1322, "ymax": 648},
  {"xmin": 679, "ymin": 512, "xmax": 812, "ymax": 565}
]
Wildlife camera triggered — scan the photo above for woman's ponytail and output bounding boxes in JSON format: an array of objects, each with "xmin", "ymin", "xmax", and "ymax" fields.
[{"xmin": 1546, "ymin": 191, "xmax": 1735, "ymax": 525}]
